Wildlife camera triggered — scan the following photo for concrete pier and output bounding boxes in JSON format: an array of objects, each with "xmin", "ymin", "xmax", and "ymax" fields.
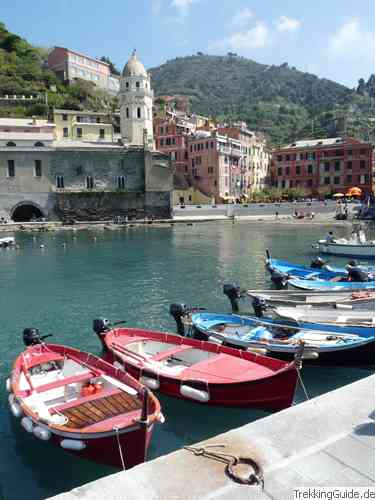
[{"xmin": 50, "ymin": 373, "xmax": 375, "ymax": 499}]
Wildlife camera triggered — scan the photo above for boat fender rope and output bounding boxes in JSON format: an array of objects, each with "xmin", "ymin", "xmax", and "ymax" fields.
[
  {"xmin": 184, "ymin": 445, "xmax": 264, "ymax": 488},
  {"xmin": 114, "ymin": 426, "xmax": 126, "ymax": 471},
  {"xmin": 298, "ymin": 371, "xmax": 310, "ymax": 401}
]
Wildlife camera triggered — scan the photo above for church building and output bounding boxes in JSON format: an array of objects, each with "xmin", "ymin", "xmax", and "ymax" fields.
[{"xmin": 0, "ymin": 52, "xmax": 173, "ymax": 221}]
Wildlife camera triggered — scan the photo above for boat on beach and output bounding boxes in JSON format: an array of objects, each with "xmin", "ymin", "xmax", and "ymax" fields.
[
  {"xmin": 188, "ymin": 312, "xmax": 375, "ymax": 366},
  {"xmin": 8, "ymin": 328, "xmax": 162, "ymax": 469},
  {"xmin": 93, "ymin": 321, "xmax": 300, "ymax": 411}
]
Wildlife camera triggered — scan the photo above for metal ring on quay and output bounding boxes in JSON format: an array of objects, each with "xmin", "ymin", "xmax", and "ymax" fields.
[{"xmin": 225, "ymin": 457, "xmax": 264, "ymax": 488}]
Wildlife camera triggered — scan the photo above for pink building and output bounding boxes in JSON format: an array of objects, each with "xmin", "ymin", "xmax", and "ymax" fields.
[
  {"xmin": 48, "ymin": 47, "xmax": 119, "ymax": 95},
  {"xmin": 187, "ymin": 132, "xmax": 242, "ymax": 201},
  {"xmin": 154, "ymin": 117, "xmax": 193, "ymax": 173}
]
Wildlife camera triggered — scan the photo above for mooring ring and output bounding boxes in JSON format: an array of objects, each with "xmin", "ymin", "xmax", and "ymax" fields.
[{"xmin": 225, "ymin": 457, "xmax": 264, "ymax": 487}]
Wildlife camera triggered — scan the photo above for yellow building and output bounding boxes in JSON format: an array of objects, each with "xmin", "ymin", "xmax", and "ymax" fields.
[
  {"xmin": 53, "ymin": 109, "xmax": 118, "ymax": 142},
  {"xmin": 173, "ymin": 173, "xmax": 214, "ymax": 205}
]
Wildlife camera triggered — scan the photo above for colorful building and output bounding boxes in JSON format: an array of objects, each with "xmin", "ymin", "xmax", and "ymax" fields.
[
  {"xmin": 53, "ymin": 110, "xmax": 116, "ymax": 142},
  {"xmin": 271, "ymin": 137, "xmax": 374, "ymax": 196},
  {"xmin": 47, "ymin": 47, "xmax": 120, "ymax": 95}
]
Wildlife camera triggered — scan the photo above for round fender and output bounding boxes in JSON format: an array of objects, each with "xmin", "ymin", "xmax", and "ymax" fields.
[
  {"xmin": 33, "ymin": 426, "xmax": 51, "ymax": 441},
  {"xmin": 60, "ymin": 439, "xmax": 86, "ymax": 451},
  {"xmin": 6, "ymin": 378, "xmax": 11, "ymax": 392},
  {"xmin": 140, "ymin": 376, "xmax": 160, "ymax": 390},
  {"xmin": 180, "ymin": 384, "xmax": 209, "ymax": 402},
  {"xmin": 21, "ymin": 416, "xmax": 34, "ymax": 433}
]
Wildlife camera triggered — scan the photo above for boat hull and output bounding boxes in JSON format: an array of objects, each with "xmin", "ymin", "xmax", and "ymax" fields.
[
  {"xmin": 318, "ymin": 241, "xmax": 375, "ymax": 259},
  {"xmin": 288, "ymin": 278, "xmax": 375, "ymax": 292},
  {"xmin": 103, "ymin": 329, "xmax": 299, "ymax": 411}
]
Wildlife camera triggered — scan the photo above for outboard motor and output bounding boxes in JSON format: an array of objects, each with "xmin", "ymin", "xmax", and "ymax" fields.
[
  {"xmin": 223, "ymin": 284, "xmax": 241, "ymax": 312},
  {"xmin": 270, "ymin": 269, "xmax": 288, "ymax": 289},
  {"xmin": 169, "ymin": 304, "xmax": 188, "ymax": 336},
  {"xmin": 23, "ymin": 328, "xmax": 52, "ymax": 346},
  {"xmin": 310, "ymin": 257, "xmax": 326, "ymax": 269},
  {"xmin": 252, "ymin": 297, "xmax": 267, "ymax": 318},
  {"xmin": 93, "ymin": 318, "xmax": 111, "ymax": 349}
]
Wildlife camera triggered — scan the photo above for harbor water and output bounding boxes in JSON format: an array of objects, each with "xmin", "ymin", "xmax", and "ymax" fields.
[{"xmin": 0, "ymin": 222, "xmax": 373, "ymax": 500}]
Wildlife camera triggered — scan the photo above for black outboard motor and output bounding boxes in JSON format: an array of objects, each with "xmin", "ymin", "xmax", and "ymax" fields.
[
  {"xmin": 93, "ymin": 318, "xmax": 111, "ymax": 349},
  {"xmin": 23, "ymin": 328, "xmax": 52, "ymax": 346},
  {"xmin": 169, "ymin": 304, "xmax": 188, "ymax": 336},
  {"xmin": 347, "ymin": 265, "xmax": 369, "ymax": 283},
  {"xmin": 310, "ymin": 257, "xmax": 326, "ymax": 269},
  {"xmin": 252, "ymin": 297, "xmax": 267, "ymax": 318},
  {"xmin": 270, "ymin": 269, "xmax": 288, "ymax": 289},
  {"xmin": 223, "ymin": 284, "xmax": 241, "ymax": 312}
]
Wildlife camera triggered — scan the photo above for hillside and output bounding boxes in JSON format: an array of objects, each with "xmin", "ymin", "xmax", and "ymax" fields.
[
  {"xmin": 0, "ymin": 22, "xmax": 116, "ymax": 117},
  {"xmin": 150, "ymin": 54, "xmax": 375, "ymax": 145}
]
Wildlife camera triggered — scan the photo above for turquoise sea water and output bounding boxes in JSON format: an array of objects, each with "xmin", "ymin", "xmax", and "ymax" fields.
[{"xmin": 0, "ymin": 222, "xmax": 373, "ymax": 500}]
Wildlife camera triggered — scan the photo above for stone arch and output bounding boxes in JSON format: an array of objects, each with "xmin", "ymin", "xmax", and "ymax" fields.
[
  {"xmin": 6, "ymin": 141, "xmax": 16, "ymax": 147},
  {"xmin": 11, "ymin": 200, "xmax": 45, "ymax": 222},
  {"xmin": 34, "ymin": 141, "xmax": 45, "ymax": 147}
]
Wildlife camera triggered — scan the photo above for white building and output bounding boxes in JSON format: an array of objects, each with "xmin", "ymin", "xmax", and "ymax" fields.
[{"xmin": 119, "ymin": 51, "xmax": 154, "ymax": 149}]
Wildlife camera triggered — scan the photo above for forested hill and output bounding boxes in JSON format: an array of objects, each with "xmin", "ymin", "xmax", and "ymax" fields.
[{"xmin": 150, "ymin": 54, "xmax": 375, "ymax": 146}]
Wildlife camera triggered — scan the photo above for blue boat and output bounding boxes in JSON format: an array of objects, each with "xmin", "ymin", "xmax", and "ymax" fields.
[
  {"xmin": 266, "ymin": 257, "xmax": 347, "ymax": 281},
  {"xmin": 189, "ymin": 312, "xmax": 375, "ymax": 366},
  {"xmin": 288, "ymin": 278, "xmax": 375, "ymax": 292}
]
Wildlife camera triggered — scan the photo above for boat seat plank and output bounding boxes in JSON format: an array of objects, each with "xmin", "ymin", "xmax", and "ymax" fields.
[
  {"xmin": 35, "ymin": 372, "xmax": 94, "ymax": 393},
  {"xmin": 58, "ymin": 392, "xmax": 142, "ymax": 429}
]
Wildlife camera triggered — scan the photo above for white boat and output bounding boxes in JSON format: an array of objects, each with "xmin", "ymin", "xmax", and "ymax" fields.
[
  {"xmin": 317, "ymin": 229, "xmax": 375, "ymax": 258},
  {"xmin": 0, "ymin": 236, "xmax": 15, "ymax": 247},
  {"xmin": 272, "ymin": 305, "xmax": 375, "ymax": 327}
]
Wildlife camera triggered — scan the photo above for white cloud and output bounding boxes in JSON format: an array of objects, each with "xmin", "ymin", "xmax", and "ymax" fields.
[
  {"xmin": 231, "ymin": 7, "xmax": 253, "ymax": 28},
  {"xmin": 210, "ymin": 22, "xmax": 269, "ymax": 51},
  {"xmin": 329, "ymin": 18, "xmax": 375, "ymax": 61},
  {"xmin": 276, "ymin": 16, "xmax": 301, "ymax": 33},
  {"xmin": 171, "ymin": 0, "xmax": 195, "ymax": 13},
  {"xmin": 152, "ymin": 0, "xmax": 162, "ymax": 15}
]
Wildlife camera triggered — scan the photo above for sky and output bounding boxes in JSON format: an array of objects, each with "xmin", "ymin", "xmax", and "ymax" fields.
[{"xmin": 2, "ymin": 0, "xmax": 375, "ymax": 88}]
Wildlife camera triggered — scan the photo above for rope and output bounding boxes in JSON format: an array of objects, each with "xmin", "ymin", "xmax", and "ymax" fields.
[
  {"xmin": 114, "ymin": 426, "xmax": 126, "ymax": 471},
  {"xmin": 298, "ymin": 371, "xmax": 310, "ymax": 401}
]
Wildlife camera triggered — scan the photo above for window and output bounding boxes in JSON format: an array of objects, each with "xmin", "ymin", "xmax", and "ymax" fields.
[
  {"xmin": 63, "ymin": 128, "xmax": 69, "ymax": 138},
  {"xmin": 277, "ymin": 155, "xmax": 283, "ymax": 162},
  {"xmin": 76, "ymin": 116, "xmax": 81, "ymax": 123},
  {"xmin": 126, "ymin": 82, "xmax": 129, "ymax": 90},
  {"xmin": 160, "ymin": 139, "xmax": 164, "ymax": 146},
  {"xmin": 206, "ymin": 142, "xmax": 209, "ymax": 149},
  {"xmin": 76, "ymin": 166, "xmax": 82, "ymax": 176},
  {"xmin": 296, "ymin": 165, "xmax": 301, "ymax": 175},
  {"xmin": 285, "ymin": 166, "xmax": 290, "ymax": 175},
  {"xmin": 137, "ymin": 108, "xmax": 141, "ymax": 119},
  {"xmin": 211, "ymin": 141, "xmax": 214, "ymax": 148},
  {"xmin": 136, "ymin": 81, "xmax": 140, "ymax": 89},
  {"xmin": 360, "ymin": 160, "xmax": 366, "ymax": 169},
  {"xmin": 281, "ymin": 180, "xmax": 286, "ymax": 188},
  {"xmin": 324, "ymin": 162, "xmax": 330, "ymax": 172},
  {"xmin": 208, "ymin": 167, "xmax": 214, "ymax": 174},
  {"xmin": 347, "ymin": 174, "xmax": 352, "ymax": 183},
  {"xmin": 307, "ymin": 179, "xmax": 313, "ymax": 187},
  {"xmin": 86, "ymin": 176, "xmax": 94, "ymax": 189},
  {"xmin": 335, "ymin": 161, "xmax": 341, "ymax": 171},
  {"xmin": 96, "ymin": 117, "xmax": 101, "ymax": 124},
  {"xmin": 117, "ymin": 176, "xmax": 125, "ymax": 189},
  {"xmin": 347, "ymin": 149, "xmax": 353, "ymax": 156},
  {"xmin": 277, "ymin": 167, "xmax": 282, "ymax": 176},
  {"xmin": 34, "ymin": 160, "xmax": 42, "ymax": 177},
  {"xmin": 62, "ymin": 114, "xmax": 68, "ymax": 121},
  {"xmin": 324, "ymin": 177, "xmax": 330, "ymax": 185},
  {"xmin": 6, "ymin": 141, "xmax": 16, "ymax": 147},
  {"xmin": 126, "ymin": 107, "xmax": 130, "ymax": 119},
  {"xmin": 77, "ymin": 128, "xmax": 82, "ymax": 138},
  {"xmin": 347, "ymin": 161, "xmax": 352, "ymax": 170},
  {"xmin": 99, "ymin": 129, "xmax": 105, "ymax": 139},
  {"xmin": 7, "ymin": 160, "xmax": 15, "ymax": 177},
  {"xmin": 285, "ymin": 154, "xmax": 290, "ymax": 161},
  {"xmin": 307, "ymin": 164, "xmax": 313, "ymax": 174},
  {"xmin": 160, "ymin": 127, "xmax": 164, "ymax": 134},
  {"xmin": 34, "ymin": 142, "xmax": 45, "ymax": 147},
  {"xmin": 334, "ymin": 176, "xmax": 340, "ymax": 185},
  {"xmin": 56, "ymin": 176, "xmax": 64, "ymax": 188}
]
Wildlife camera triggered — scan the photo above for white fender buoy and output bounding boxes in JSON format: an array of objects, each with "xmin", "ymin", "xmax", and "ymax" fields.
[
  {"xmin": 140, "ymin": 376, "xmax": 160, "ymax": 390},
  {"xmin": 6, "ymin": 378, "xmax": 11, "ymax": 392},
  {"xmin": 302, "ymin": 351, "xmax": 319, "ymax": 360},
  {"xmin": 60, "ymin": 439, "xmax": 86, "ymax": 451},
  {"xmin": 33, "ymin": 426, "xmax": 51, "ymax": 441},
  {"xmin": 10, "ymin": 399, "xmax": 23, "ymax": 418},
  {"xmin": 21, "ymin": 416, "xmax": 34, "ymax": 433},
  {"xmin": 180, "ymin": 385, "xmax": 209, "ymax": 402}
]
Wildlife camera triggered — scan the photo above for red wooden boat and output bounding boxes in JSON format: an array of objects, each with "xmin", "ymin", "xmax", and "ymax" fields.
[
  {"xmin": 97, "ymin": 326, "xmax": 300, "ymax": 411},
  {"xmin": 8, "ymin": 335, "xmax": 163, "ymax": 469}
]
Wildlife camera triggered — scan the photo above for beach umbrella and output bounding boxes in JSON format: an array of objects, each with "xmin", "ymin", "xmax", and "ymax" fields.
[
  {"xmin": 333, "ymin": 193, "xmax": 344, "ymax": 198},
  {"xmin": 346, "ymin": 187, "xmax": 362, "ymax": 197}
]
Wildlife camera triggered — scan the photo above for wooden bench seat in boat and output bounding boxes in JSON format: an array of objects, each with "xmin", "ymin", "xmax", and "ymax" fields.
[
  {"xmin": 54, "ymin": 391, "xmax": 142, "ymax": 429},
  {"xmin": 34, "ymin": 371, "xmax": 95, "ymax": 393}
]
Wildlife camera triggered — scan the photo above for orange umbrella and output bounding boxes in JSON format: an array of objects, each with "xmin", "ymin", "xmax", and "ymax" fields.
[{"xmin": 346, "ymin": 187, "xmax": 362, "ymax": 197}]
